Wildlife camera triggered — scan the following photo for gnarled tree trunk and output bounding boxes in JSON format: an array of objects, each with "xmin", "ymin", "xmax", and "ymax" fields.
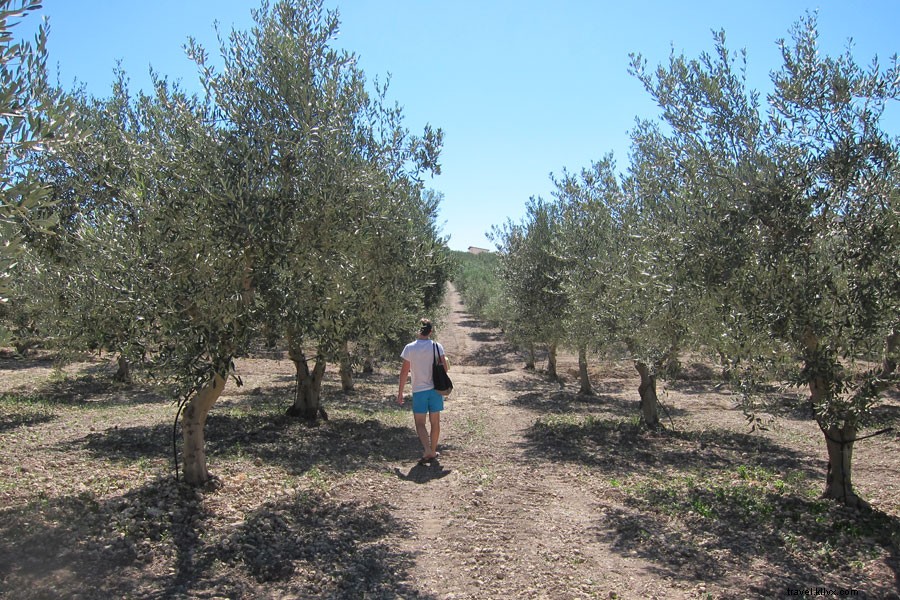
[
  {"xmin": 182, "ymin": 372, "xmax": 226, "ymax": 485},
  {"xmin": 362, "ymin": 351, "xmax": 374, "ymax": 375},
  {"xmin": 525, "ymin": 344, "xmax": 536, "ymax": 370},
  {"xmin": 806, "ymin": 358, "xmax": 861, "ymax": 504},
  {"xmin": 822, "ymin": 423, "xmax": 862, "ymax": 506},
  {"xmin": 115, "ymin": 354, "xmax": 131, "ymax": 383},
  {"xmin": 287, "ymin": 346, "xmax": 327, "ymax": 421},
  {"xmin": 635, "ymin": 361, "xmax": 660, "ymax": 429},
  {"xmin": 817, "ymin": 329, "xmax": 897, "ymax": 506},
  {"xmin": 547, "ymin": 343, "xmax": 558, "ymax": 380},
  {"xmin": 339, "ymin": 339, "xmax": 354, "ymax": 392},
  {"xmin": 578, "ymin": 346, "xmax": 593, "ymax": 396},
  {"xmin": 113, "ymin": 354, "xmax": 131, "ymax": 383}
]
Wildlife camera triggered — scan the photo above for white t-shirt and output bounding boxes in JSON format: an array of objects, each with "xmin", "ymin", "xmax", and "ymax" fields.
[{"xmin": 400, "ymin": 339, "xmax": 446, "ymax": 393}]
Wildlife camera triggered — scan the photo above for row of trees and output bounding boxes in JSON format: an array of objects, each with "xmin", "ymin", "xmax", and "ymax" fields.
[
  {"xmin": 449, "ymin": 250, "xmax": 502, "ymax": 324},
  {"xmin": 487, "ymin": 17, "xmax": 899, "ymax": 507},
  {"xmin": 0, "ymin": 0, "xmax": 71, "ymax": 312},
  {"xmin": 2, "ymin": 0, "xmax": 450, "ymax": 484}
]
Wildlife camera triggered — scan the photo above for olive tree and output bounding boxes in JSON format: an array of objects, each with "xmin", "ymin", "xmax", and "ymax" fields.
[
  {"xmin": 0, "ymin": 0, "xmax": 73, "ymax": 340},
  {"xmin": 491, "ymin": 198, "xmax": 567, "ymax": 377},
  {"xmin": 552, "ymin": 155, "xmax": 622, "ymax": 396},
  {"xmin": 21, "ymin": 78, "xmax": 157, "ymax": 378},
  {"xmin": 552, "ymin": 143, "xmax": 696, "ymax": 427},
  {"xmin": 632, "ymin": 16, "xmax": 900, "ymax": 504},
  {"xmin": 191, "ymin": 0, "xmax": 446, "ymax": 422},
  {"xmin": 33, "ymin": 71, "xmax": 254, "ymax": 485},
  {"xmin": 616, "ymin": 122, "xmax": 704, "ymax": 428}
]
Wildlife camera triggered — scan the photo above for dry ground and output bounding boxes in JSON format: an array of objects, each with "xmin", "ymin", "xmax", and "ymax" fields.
[{"xmin": 1, "ymin": 285, "xmax": 899, "ymax": 599}]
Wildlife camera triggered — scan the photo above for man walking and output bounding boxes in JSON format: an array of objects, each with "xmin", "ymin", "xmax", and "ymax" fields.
[{"xmin": 397, "ymin": 318, "xmax": 450, "ymax": 462}]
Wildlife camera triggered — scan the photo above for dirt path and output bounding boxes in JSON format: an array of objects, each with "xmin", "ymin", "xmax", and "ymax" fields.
[{"xmin": 381, "ymin": 285, "xmax": 671, "ymax": 599}]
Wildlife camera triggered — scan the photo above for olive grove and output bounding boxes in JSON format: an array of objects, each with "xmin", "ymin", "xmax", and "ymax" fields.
[
  {"xmin": 7, "ymin": 0, "xmax": 449, "ymax": 485},
  {"xmin": 0, "ymin": 0, "xmax": 75, "ymax": 341},
  {"xmin": 631, "ymin": 17, "xmax": 900, "ymax": 505},
  {"xmin": 489, "ymin": 16, "xmax": 899, "ymax": 505}
]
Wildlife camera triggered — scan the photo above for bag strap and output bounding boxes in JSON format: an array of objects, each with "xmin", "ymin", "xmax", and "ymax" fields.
[{"xmin": 432, "ymin": 341, "xmax": 442, "ymax": 365}]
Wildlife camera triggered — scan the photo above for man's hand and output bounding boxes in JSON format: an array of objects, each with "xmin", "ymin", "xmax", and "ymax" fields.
[{"xmin": 397, "ymin": 392, "xmax": 404, "ymax": 405}]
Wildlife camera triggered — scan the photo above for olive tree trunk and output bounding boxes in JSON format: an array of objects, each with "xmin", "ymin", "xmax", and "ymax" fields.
[
  {"xmin": 115, "ymin": 354, "xmax": 131, "ymax": 383},
  {"xmin": 182, "ymin": 372, "xmax": 226, "ymax": 485},
  {"xmin": 547, "ymin": 343, "xmax": 558, "ymax": 380},
  {"xmin": 822, "ymin": 423, "xmax": 862, "ymax": 506},
  {"xmin": 362, "ymin": 349, "xmax": 374, "ymax": 374},
  {"xmin": 578, "ymin": 346, "xmax": 593, "ymax": 396},
  {"xmin": 635, "ymin": 361, "xmax": 660, "ymax": 429},
  {"xmin": 818, "ymin": 329, "xmax": 898, "ymax": 506},
  {"xmin": 524, "ymin": 344, "xmax": 536, "ymax": 370},
  {"xmin": 287, "ymin": 346, "xmax": 327, "ymax": 421},
  {"xmin": 339, "ymin": 339, "xmax": 354, "ymax": 392}
]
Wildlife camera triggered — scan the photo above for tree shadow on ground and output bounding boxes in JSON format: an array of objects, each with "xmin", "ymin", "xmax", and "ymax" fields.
[
  {"xmin": 469, "ymin": 331, "xmax": 503, "ymax": 343},
  {"xmin": 0, "ymin": 408, "xmax": 55, "ymax": 433},
  {"xmin": 74, "ymin": 408, "xmax": 420, "ymax": 476},
  {"xmin": 522, "ymin": 413, "xmax": 900, "ymax": 597},
  {"xmin": 588, "ymin": 379, "xmax": 629, "ymax": 394},
  {"xmin": 456, "ymin": 342, "xmax": 519, "ymax": 370},
  {"xmin": 77, "ymin": 421, "xmax": 174, "ymax": 461},
  {"xmin": 19, "ymin": 373, "xmax": 169, "ymax": 408},
  {"xmin": 0, "ymin": 477, "xmax": 434, "ymax": 599},
  {"xmin": 207, "ymin": 413, "xmax": 421, "ymax": 474},
  {"xmin": 868, "ymin": 397, "xmax": 900, "ymax": 428},
  {"xmin": 0, "ymin": 352, "xmax": 56, "ymax": 371},
  {"xmin": 0, "ymin": 497, "xmax": 114, "ymax": 597},
  {"xmin": 672, "ymin": 361, "xmax": 721, "ymax": 381},
  {"xmin": 455, "ymin": 318, "xmax": 484, "ymax": 329},
  {"xmin": 510, "ymin": 389, "xmax": 690, "ymax": 422},
  {"xmin": 501, "ymin": 373, "xmax": 567, "ymax": 394},
  {"xmin": 0, "ymin": 476, "xmax": 210, "ymax": 599},
  {"xmin": 520, "ymin": 417, "xmax": 821, "ymax": 479},
  {"xmin": 594, "ymin": 483, "xmax": 900, "ymax": 597},
  {"xmin": 349, "ymin": 371, "xmax": 401, "ymax": 387},
  {"xmin": 212, "ymin": 491, "xmax": 430, "ymax": 598}
]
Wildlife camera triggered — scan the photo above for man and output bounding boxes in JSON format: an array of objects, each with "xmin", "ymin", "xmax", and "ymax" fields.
[{"xmin": 397, "ymin": 318, "xmax": 450, "ymax": 462}]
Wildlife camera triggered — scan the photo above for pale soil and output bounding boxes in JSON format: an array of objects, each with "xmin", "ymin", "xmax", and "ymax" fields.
[{"xmin": 0, "ymin": 285, "xmax": 898, "ymax": 599}]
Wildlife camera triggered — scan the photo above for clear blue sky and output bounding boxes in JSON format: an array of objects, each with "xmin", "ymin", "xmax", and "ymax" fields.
[{"xmin": 20, "ymin": 1, "xmax": 900, "ymax": 251}]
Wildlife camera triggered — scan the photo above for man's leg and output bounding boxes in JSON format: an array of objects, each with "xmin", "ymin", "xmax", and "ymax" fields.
[{"xmin": 414, "ymin": 412, "xmax": 431, "ymax": 458}]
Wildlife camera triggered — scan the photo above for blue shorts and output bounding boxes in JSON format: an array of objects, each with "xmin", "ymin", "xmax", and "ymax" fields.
[{"xmin": 412, "ymin": 389, "xmax": 444, "ymax": 414}]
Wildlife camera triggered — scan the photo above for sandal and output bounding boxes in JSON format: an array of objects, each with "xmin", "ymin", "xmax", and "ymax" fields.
[{"xmin": 420, "ymin": 452, "xmax": 440, "ymax": 463}]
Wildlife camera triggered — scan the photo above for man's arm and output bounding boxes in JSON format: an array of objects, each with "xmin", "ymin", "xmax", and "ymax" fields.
[{"xmin": 397, "ymin": 359, "xmax": 411, "ymax": 405}]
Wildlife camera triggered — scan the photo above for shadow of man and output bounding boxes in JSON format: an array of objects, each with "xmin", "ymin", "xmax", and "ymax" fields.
[{"xmin": 394, "ymin": 459, "xmax": 452, "ymax": 484}]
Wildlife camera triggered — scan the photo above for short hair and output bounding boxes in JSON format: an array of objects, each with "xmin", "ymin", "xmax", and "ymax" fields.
[{"xmin": 419, "ymin": 318, "xmax": 433, "ymax": 336}]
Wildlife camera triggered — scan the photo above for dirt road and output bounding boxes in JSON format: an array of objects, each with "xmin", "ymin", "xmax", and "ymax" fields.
[
  {"xmin": 382, "ymin": 285, "xmax": 675, "ymax": 599},
  {"xmin": 374, "ymin": 285, "xmax": 899, "ymax": 599}
]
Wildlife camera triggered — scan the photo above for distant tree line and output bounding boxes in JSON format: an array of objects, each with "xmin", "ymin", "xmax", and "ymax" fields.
[{"xmin": 449, "ymin": 250, "xmax": 502, "ymax": 324}]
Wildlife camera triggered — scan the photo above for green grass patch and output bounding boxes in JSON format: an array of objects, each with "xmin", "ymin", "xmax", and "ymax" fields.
[
  {"xmin": 457, "ymin": 414, "xmax": 488, "ymax": 441},
  {"xmin": 0, "ymin": 391, "xmax": 55, "ymax": 408},
  {"xmin": 0, "ymin": 392, "xmax": 58, "ymax": 431},
  {"xmin": 627, "ymin": 466, "xmax": 798, "ymax": 525}
]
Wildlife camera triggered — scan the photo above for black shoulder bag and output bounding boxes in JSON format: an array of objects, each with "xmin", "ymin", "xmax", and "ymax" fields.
[{"xmin": 433, "ymin": 342, "xmax": 453, "ymax": 397}]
